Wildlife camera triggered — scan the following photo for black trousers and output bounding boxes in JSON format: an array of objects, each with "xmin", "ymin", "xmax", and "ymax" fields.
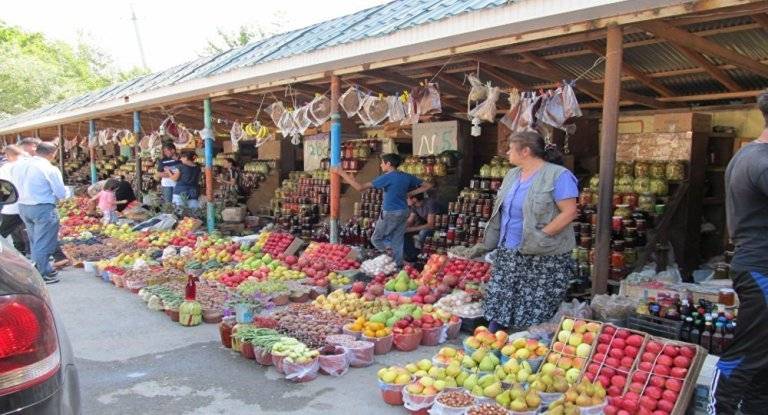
[
  {"xmin": 710, "ymin": 270, "xmax": 768, "ymax": 414},
  {"xmin": 0, "ymin": 213, "xmax": 28, "ymax": 254}
]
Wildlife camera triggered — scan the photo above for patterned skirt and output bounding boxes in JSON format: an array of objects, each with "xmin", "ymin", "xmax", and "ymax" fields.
[{"xmin": 483, "ymin": 248, "xmax": 574, "ymax": 330}]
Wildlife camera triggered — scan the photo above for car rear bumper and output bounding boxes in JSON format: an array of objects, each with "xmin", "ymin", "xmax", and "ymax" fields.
[{"xmin": 1, "ymin": 363, "xmax": 80, "ymax": 415}]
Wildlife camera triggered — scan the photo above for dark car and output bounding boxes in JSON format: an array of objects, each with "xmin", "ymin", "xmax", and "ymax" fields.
[{"xmin": 0, "ymin": 179, "xmax": 80, "ymax": 414}]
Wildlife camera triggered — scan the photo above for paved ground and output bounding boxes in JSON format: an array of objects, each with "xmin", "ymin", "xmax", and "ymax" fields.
[{"xmin": 48, "ymin": 267, "xmax": 455, "ymax": 415}]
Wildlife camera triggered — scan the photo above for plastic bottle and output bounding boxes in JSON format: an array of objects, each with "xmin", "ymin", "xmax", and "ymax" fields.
[
  {"xmin": 690, "ymin": 315, "xmax": 702, "ymax": 345},
  {"xmin": 680, "ymin": 317, "xmax": 694, "ymax": 342},
  {"xmin": 701, "ymin": 318, "xmax": 714, "ymax": 351},
  {"xmin": 711, "ymin": 322, "xmax": 724, "ymax": 355}
]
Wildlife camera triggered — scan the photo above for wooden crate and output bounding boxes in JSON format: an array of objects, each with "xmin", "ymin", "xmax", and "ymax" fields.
[
  {"xmin": 580, "ymin": 324, "xmax": 650, "ymax": 395},
  {"xmin": 544, "ymin": 316, "xmax": 604, "ymax": 380},
  {"xmin": 622, "ymin": 336, "xmax": 707, "ymax": 415}
]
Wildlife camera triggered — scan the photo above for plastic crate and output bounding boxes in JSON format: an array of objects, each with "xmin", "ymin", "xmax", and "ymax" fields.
[{"xmin": 627, "ymin": 312, "xmax": 683, "ymax": 341}]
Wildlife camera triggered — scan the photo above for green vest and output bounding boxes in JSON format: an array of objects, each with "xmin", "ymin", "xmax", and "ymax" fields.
[{"xmin": 483, "ymin": 162, "xmax": 576, "ymax": 256}]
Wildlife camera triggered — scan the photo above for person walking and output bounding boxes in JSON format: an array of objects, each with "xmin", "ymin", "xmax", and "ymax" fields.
[
  {"xmin": 0, "ymin": 145, "xmax": 30, "ymax": 254},
  {"xmin": 11, "ymin": 142, "xmax": 67, "ymax": 283},
  {"xmin": 156, "ymin": 143, "xmax": 180, "ymax": 204},
  {"xmin": 91, "ymin": 179, "xmax": 119, "ymax": 224},
  {"xmin": 482, "ymin": 131, "xmax": 579, "ymax": 332},
  {"xmin": 709, "ymin": 91, "xmax": 768, "ymax": 415},
  {"xmin": 334, "ymin": 153, "xmax": 432, "ymax": 265},
  {"xmin": 170, "ymin": 150, "xmax": 202, "ymax": 208}
]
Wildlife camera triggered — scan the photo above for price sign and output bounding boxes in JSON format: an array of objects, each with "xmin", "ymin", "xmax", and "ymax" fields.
[
  {"xmin": 412, "ymin": 121, "xmax": 458, "ymax": 156},
  {"xmin": 303, "ymin": 133, "xmax": 329, "ymax": 170}
]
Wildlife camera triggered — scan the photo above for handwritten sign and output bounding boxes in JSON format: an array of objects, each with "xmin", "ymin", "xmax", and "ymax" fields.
[
  {"xmin": 303, "ymin": 133, "xmax": 329, "ymax": 170},
  {"xmin": 412, "ymin": 121, "xmax": 458, "ymax": 156}
]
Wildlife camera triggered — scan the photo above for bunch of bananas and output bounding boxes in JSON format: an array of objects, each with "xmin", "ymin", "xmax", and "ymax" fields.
[
  {"xmin": 120, "ymin": 132, "xmax": 137, "ymax": 146},
  {"xmin": 243, "ymin": 122, "xmax": 270, "ymax": 140}
]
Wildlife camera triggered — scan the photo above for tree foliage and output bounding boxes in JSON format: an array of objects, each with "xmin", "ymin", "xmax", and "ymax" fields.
[
  {"xmin": 201, "ymin": 12, "xmax": 288, "ymax": 56},
  {"xmin": 0, "ymin": 21, "xmax": 148, "ymax": 119}
]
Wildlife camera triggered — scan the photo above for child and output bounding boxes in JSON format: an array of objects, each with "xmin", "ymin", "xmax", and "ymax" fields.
[{"xmin": 91, "ymin": 179, "xmax": 121, "ymax": 224}]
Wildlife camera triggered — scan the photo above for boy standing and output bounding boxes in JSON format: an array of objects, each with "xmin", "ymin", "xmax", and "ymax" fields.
[{"xmin": 334, "ymin": 153, "xmax": 432, "ymax": 265}]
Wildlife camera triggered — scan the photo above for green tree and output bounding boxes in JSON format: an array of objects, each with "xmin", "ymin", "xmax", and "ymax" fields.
[
  {"xmin": 0, "ymin": 21, "xmax": 148, "ymax": 119},
  {"xmin": 201, "ymin": 12, "xmax": 288, "ymax": 55}
]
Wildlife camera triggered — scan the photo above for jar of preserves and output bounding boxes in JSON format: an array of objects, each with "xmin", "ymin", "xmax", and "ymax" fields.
[
  {"xmin": 479, "ymin": 164, "xmax": 491, "ymax": 178},
  {"xmin": 666, "ymin": 160, "xmax": 685, "ymax": 181},
  {"xmin": 624, "ymin": 247, "xmax": 637, "ymax": 267},
  {"xmin": 634, "ymin": 161, "xmax": 651, "ymax": 178},
  {"xmin": 611, "ymin": 249, "xmax": 625, "ymax": 268},
  {"xmin": 718, "ymin": 288, "xmax": 736, "ymax": 306},
  {"xmin": 650, "ymin": 162, "xmax": 667, "ymax": 179},
  {"xmin": 588, "ymin": 175, "xmax": 600, "ymax": 191},
  {"xmin": 638, "ymin": 193, "xmax": 655, "ymax": 212},
  {"xmin": 614, "ymin": 204, "xmax": 632, "ymax": 219},
  {"xmin": 616, "ymin": 161, "xmax": 633, "ymax": 177},
  {"xmin": 616, "ymin": 175, "xmax": 635, "ymax": 194},
  {"xmin": 623, "ymin": 193, "xmax": 639, "ymax": 208},
  {"xmin": 649, "ymin": 178, "xmax": 669, "ymax": 196},
  {"xmin": 633, "ymin": 177, "xmax": 651, "ymax": 194}
]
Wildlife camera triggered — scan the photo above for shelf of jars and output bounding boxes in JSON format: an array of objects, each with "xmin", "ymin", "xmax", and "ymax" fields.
[
  {"xmin": 240, "ymin": 160, "xmax": 276, "ymax": 194},
  {"xmin": 573, "ymin": 160, "xmax": 687, "ymax": 288},
  {"xmin": 271, "ymin": 170, "xmax": 331, "ymax": 238}
]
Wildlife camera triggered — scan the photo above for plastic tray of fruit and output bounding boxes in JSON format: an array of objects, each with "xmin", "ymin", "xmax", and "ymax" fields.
[
  {"xmin": 582, "ymin": 324, "xmax": 649, "ymax": 398},
  {"xmin": 545, "ymin": 316, "xmax": 603, "ymax": 384},
  {"xmin": 604, "ymin": 336, "xmax": 706, "ymax": 415}
]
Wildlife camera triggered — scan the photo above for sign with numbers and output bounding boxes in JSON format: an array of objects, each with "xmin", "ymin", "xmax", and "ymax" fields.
[
  {"xmin": 412, "ymin": 121, "xmax": 458, "ymax": 156},
  {"xmin": 303, "ymin": 133, "xmax": 329, "ymax": 170}
]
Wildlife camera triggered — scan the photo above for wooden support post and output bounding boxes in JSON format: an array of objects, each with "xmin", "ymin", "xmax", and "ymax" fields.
[
  {"xmin": 88, "ymin": 120, "xmax": 97, "ymax": 184},
  {"xmin": 34, "ymin": 129, "xmax": 40, "ymax": 139},
  {"xmin": 203, "ymin": 99, "xmax": 215, "ymax": 232},
  {"xmin": 594, "ymin": 24, "xmax": 623, "ymax": 295},
  {"xmin": 330, "ymin": 75, "xmax": 342, "ymax": 243},
  {"xmin": 133, "ymin": 111, "xmax": 143, "ymax": 198},
  {"xmin": 57, "ymin": 125, "xmax": 65, "ymax": 182}
]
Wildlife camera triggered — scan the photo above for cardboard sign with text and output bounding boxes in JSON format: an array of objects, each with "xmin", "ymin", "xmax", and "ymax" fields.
[
  {"xmin": 303, "ymin": 133, "xmax": 329, "ymax": 171},
  {"xmin": 412, "ymin": 121, "xmax": 458, "ymax": 156}
]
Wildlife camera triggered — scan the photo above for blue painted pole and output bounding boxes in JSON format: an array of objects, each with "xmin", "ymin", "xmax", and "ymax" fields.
[
  {"xmin": 329, "ymin": 75, "xmax": 341, "ymax": 243},
  {"xmin": 203, "ymin": 98, "xmax": 215, "ymax": 233},
  {"xmin": 133, "ymin": 111, "xmax": 142, "ymax": 197},
  {"xmin": 89, "ymin": 119, "xmax": 97, "ymax": 184}
]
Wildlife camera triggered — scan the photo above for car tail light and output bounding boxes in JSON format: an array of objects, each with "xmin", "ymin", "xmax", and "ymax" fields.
[{"xmin": 0, "ymin": 294, "xmax": 60, "ymax": 396}]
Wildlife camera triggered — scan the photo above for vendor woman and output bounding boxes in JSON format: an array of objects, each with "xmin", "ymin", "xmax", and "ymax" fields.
[{"xmin": 483, "ymin": 131, "xmax": 579, "ymax": 331}]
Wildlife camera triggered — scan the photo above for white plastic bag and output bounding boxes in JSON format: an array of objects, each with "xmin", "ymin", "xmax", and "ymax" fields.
[
  {"xmin": 132, "ymin": 213, "xmax": 178, "ymax": 232},
  {"xmin": 468, "ymin": 85, "xmax": 500, "ymax": 123},
  {"xmin": 361, "ymin": 95, "xmax": 390, "ymax": 127},
  {"xmin": 309, "ymin": 95, "xmax": 332, "ymax": 126},
  {"xmin": 283, "ymin": 358, "xmax": 320, "ymax": 382},
  {"xmin": 339, "ymin": 86, "xmax": 364, "ymax": 117},
  {"xmin": 387, "ymin": 95, "xmax": 406, "ymax": 123},
  {"xmin": 266, "ymin": 101, "xmax": 286, "ymax": 127},
  {"xmin": 294, "ymin": 105, "xmax": 312, "ymax": 134}
]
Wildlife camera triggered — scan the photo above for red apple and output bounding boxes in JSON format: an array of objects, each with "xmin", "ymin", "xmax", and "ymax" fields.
[
  {"xmin": 653, "ymin": 411, "xmax": 670, "ymax": 415},
  {"xmin": 653, "ymin": 365, "xmax": 670, "ymax": 376},
  {"xmin": 673, "ymin": 356, "xmax": 691, "ymax": 369},
  {"xmin": 604, "ymin": 406, "xmax": 618, "ymax": 415},
  {"xmin": 620, "ymin": 356, "xmax": 635, "ymax": 369},
  {"xmin": 603, "ymin": 325, "xmax": 616, "ymax": 335},
  {"xmin": 649, "ymin": 375, "xmax": 666, "ymax": 388},
  {"xmin": 645, "ymin": 386, "xmax": 662, "ymax": 400},
  {"xmin": 597, "ymin": 344, "xmax": 610, "ymax": 354},
  {"xmin": 601, "ymin": 366, "xmax": 617, "ymax": 378},
  {"xmin": 656, "ymin": 355, "xmax": 673, "ymax": 367},
  {"xmin": 657, "ymin": 400, "xmax": 675, "ymax": 413},
  {"xmin": 609, "ymin": 349, "xmax": 625, "ymax": 360},
  {"xmin": 642, "ymin": 352, "xmax": 657, "ymax": 363},
  {"xmin": 679, "ymin": 346, "xmax": 695, "ymax": 359},
  {"xmin": 587, "ymin": 363, "xmax": 601, "ymax": 374},
  {"xmin": 645, "ymin": 341, "xmax": 663, "ymax": 355},
  {"xmin": 616, "ymin": 329, "xmax": 630, "ymax": 339},
  {"xmin": 640, "ymin": 396, "xmax": 658, "ymax": 411},
  {"xmin": 662, "ymin": 389, "xmax": 678, "ymax": 402},
  {"xmin": 628, "ymin": 382, "xmax": 645, "ymax": 393},
  {"xmin": 665, "ymin": 378, "xmax": 682, "ymax": 392},
  {"xmin": 639, "ymin": 362, "xmax": 654, "ymax": 372},
  {"xmin": 625, "ymin": 345, "xmax": 639, "ymax": 359},
  {"xmin": 662, "ymin": 346, "xmax": 679, "ymax": 358},
  {"xmin": 626, "ymin": 334, "xmax": 644, "ymax": 348},
  {"xmin": 599, "ymin": 334, "xmax": 613, "ymax": 344},
  {"xmin": 670, "ymin": 367, "xmax": 688, "ymax": 379},
  {"xmin": 632, "ymin": 371, "xmax": 649, "ymax": 383},
  {"xmin": 620, "ymin": 398, "xmax": 639, "ymax": 413},
  {"xmin": 593, "ymin": 353, "xmax": 607, "ymax": 363},
  {"xmin": 612, "ymin": 338, "xmax": 626, "ymax": 350},
  {"xmin": 607, "ymin": 385, "xmax": 623, "ymax": 397},
  {"xmin": 611, "ymin": 375, "xmax": 626, "ymax": 388},
  {"xmin": 598, "ymin": 375, "xmax": 611, "ymax": 388}
]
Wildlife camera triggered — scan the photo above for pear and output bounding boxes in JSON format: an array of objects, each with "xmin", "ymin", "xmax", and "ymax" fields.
[
  {"xmin": 471, "ymin": 348, "xmax": 488, "ymax": 363},
  {"xmin": 510, "ymin": 384, "xmax": 525, "ymax": 401},
  {"xmin": 502, "ymin": 358, "xmax": 519, "ymax": 374},
  {"xmin": 541, "ymin": 374, "xmax": 554, "ymax": 386},
  {"xmin": 509, "ymin": 399, "xmax": 527, "ymax": 412},
  {"xmin": 575, "ymin": 392, "xmax": 592, "ymax": 407},
  {"xmin": 504, "ymin": 373, "xmax": 517, "ymax": 384},
  {"xmin": 471, "ymin": 384, "xmax": 484, "ymax": 397},
  {"xmin": 548, "ymin": 406, "xmax": 565, "ymax": 415},
  {"xmin": 553, "ymin": 378, "xmax": 569, "ymax": 393},
  {"xmin": 494, "ymin": 365, "xmax": 506, "ymax": 380},
  {"xmin": 445, "ymin": 363, "xmax": 461, "ymax": 378},
  {"xmin": 525, "ymin": 391, "xmax": 542, "ymax": 409},
  {"xmin": 463, "ymin": 374, "xmax": 478, "ymax": 390},
  {"xmin": 564, "ymin": 405, "xmax": 580, "ymax": 415},
  {"xmin": 564, "ymin": 389, "xmax": 579, "ymax": 403},
  {"xmin": 455, "ymin": 371, "xmax": 468, "ymax": 387},
  {"xmin": 478, "ymin": 356, "xmax": 496, "ymax": 372},
  {"xmin": 529, "ymin": 380, "xmax": 546, "ymax": 392},
  {"xmin": 445, "ymin": 377, "xmax": 457, "ymax": 388},
  {"xmin": 483, "ymin": 381, "xmax": 502, "ymax": 398},
  {"xmin": 593, "ymin": 382, "xmax": 606, "ymax": 399},
  {"xmin": 478, "ymin": 374, "xmax": 496, "ymax": 388},
  {"xmin": 495, "ymin": 390, "xmax": 511, "ymax": 408},
  {"xmin": 462, "ymin": 355, "xmax": 477, "ymax": 369}
]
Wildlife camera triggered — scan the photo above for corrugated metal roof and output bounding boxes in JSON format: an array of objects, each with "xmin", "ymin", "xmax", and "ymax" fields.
[{"xmin": 0, "ymin": 0, "xmax": 511, "ymax": 129}]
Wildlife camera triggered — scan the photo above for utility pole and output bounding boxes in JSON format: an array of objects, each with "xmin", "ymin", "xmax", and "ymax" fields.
[{"xmin": 130, "ymin": 4, "xmax": 149, "ymax": 70}]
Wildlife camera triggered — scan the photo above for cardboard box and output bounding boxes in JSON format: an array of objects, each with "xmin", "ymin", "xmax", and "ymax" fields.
[
  {"xmin": 258, "ymin": 139, "xmax": 281, "ymax": 160},
  {"xmin": 222, "ymin": 140, "xmax": 234, "ymax": 154},
  {"xmin": 654, "ymin": 113, "xmax": 711, "ymax": 133}
]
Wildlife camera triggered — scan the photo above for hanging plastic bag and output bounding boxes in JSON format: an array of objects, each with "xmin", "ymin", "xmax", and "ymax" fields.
[
  {"xmin": 387, "ymin": 95, "xmax": 406, "ymax": 123},
  {"xmin": 506, "ymin": 92, "xmax": 540, "ymax": 134},
  {"xmin": 562, "ymin": 81, "xmax": 582, "ymax": 120},
  {"xmin": 357, "ymin": 95, "xmax": 375, "ymax": 127},
  {"xmin": 309, "ymin": 94, "xmax": 332, "ymax": 126},
  {"xmin": 467, "ymin": 74, "xmax": 488, "ymax": 102},
  {"xmin": 266, "ymin": 101, "xmax": 286, "ymax": 127},
  {"xmin": 468, "ymin": 85, "xmax": 500, "ymax": 123},
  {"xmin": 401, "ymin": 92, "xmax": 420, "ymax": 126},
  {"xmin": 339, "ymin": 86, "xmax": 364, "ymax": 118},
  {"xmin": 539, "ymin": 86, "xmax": 570, "ymax": 130},
  {"xmin": 293, "ymin": 105, "xmax": 312, "ymax": 134},
  {"xmin": 499, "ymin": 90, "xmax": 522, "ymax": 131},
  {"xmin": 415, "ymin": 83, "xmax": 442, "ymax": 115},
  {"xmin": 229, "ymin": 122, "xmax": 244, "ymax": 153},
  {"xmin": 277, "ymin": 110, "xmax": 298, "ymax": 139},
  {"xmin": 362, "ymin": 95, "xmax": 390, "ymax": 127}
]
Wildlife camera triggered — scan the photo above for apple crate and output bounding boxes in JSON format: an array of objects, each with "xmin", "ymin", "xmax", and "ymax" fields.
[
  {"xmin": 581, "ymin": 324, "xmax": 649, "ymax": 397},
  {"xmin": 621, "ymin": 336, "xmax": 706, "ymax": 415},
  {"xmin": 544, "ymin": 316, "xmax": 603, "ymax": 381},
  {"xmin": 627, "ymin": 312, "xmax": 684, "ymax": 341}
]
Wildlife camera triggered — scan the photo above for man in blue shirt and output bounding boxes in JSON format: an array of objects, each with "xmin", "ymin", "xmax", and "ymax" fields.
[
  {"xmin": 11, "ymin": 142, "xmax": 67, "ymax": 283},
  {"xmin": 335, "ymin": 153, "xmax": 432, "ymax": 265}
]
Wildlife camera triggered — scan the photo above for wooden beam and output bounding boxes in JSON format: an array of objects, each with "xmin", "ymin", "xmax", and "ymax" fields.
[
  {"xmin": 583, "ymin": 41, "xmax": 675, "ymax": 97},
  {"xmin": 657, "ymin": 89, "xmax": 763, "ymax": 102},
  {"xmin": 480, "ymin": 66, "xmax": 528, "ymax": 90},
  {"xmin": 636, "ymin": 20, "xmax": 768, "ymax": 79},
  {"xmin": 751, "ymin": 13, "xmax": 768, "ymax": 30},
  {"xmin": 595, "ymin": 24, "xmax": 624, "ymax": 296},
  {"xmin": 676, "ymin": 45, "xmax": 743, "ymax": 92},
  {"xmin": 362, "ymin": 70, "xmax": 466, "ymax": 113}
]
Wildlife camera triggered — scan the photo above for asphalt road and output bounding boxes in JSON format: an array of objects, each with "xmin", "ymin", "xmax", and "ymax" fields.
[{"xmin": 48, "ymin": 268, "xmax": 453, "ymax": 415}]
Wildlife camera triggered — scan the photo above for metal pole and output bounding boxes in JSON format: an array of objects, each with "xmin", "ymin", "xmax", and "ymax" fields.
[
  {"xmin": 133, "ymin": 111, "xmax": 143, "ymax": 198},
  {"xmin": 594, "ymin": 24, "xmax": 623, "ymax": 295},
  {"xmin": 89, "ymin": 120, "xmax": 97, "ymax": 184},
  {"xmin": 57, "ymin": 125, "xmax": 65, "ymax": 182},
  {"xmin": 16, "ymin": 133, "xmax": 21, "ymax": 143},
  {"xmin": 329, "ymin": 75, "xmax": 342, "ymax": 244},
  {"xmin": 34, "ymin": 129, "xmax": 40, "ymax": 138},
  {"xmin": 203, "ymin": 98, "xmax": 215, "ymax": 232}
]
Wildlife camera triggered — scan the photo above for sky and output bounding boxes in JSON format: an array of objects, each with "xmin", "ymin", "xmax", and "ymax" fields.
[{"xmin": 3, "ymin": 0, "xmax": 388, "ymax": 72}]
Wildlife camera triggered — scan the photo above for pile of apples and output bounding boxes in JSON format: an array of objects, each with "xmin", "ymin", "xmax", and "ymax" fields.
[
  {"xmin": 438, "ymin": 257, "xmax": 491, "ymax": 288},
  {"xmin": 418, "ymin": 254, "xmax": 448, "ymax": 286},
  {"xmin": 604, "ymin": 341, "xmax": 696, "ymax": 415},
  {"xmin": 464, "ymin": 326, "xmax": 507, "ymax": 351},
  {"xmin": 585, "ymin": 325, "xmax": 646, "ymax": 397},
  {"xmin": 546, "ymin": 379, "xmax": 607, "ymax": 414},
  {"xmin": 433, "ymin": 346, "xmax": 465, "ymax": 366},
  {"xmin": 546, "ymin": 318, "xmax": 601, "ymax": 384},
  {"xmin": 377, "ymin": 366, "xmax": 412, "ymax": 385},
  {"xmin": 261, "ymin": 232, "xmax": 294, "ymax": 256},
  {"xmin": 500, "ymin": 337, "xmax": 549, "ymax": 361},
  {"xmin": 299, "ymin": 242, "xmax": 359, "ymax": 271}
]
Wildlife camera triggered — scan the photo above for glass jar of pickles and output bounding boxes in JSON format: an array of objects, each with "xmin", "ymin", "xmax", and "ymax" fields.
[
  {"xmin": 649, "ymin": 178, "xmax": 669, "ymax": 196},
  {"xmin": 634, "ymin": 161, "xmax": 651, "ymax": 178},
  {"xmin": 638, "ymin": 193, "xmax": 655, "ymax": 212},
  {"xmin": 633, "ymin": 177, "xmax": 651, "ymax": 194},
  {"xmin": 614, "ymin": 204, "xmax": 632, "ymax": 219},
  {"xmin": 579, "ymin": 190, "xmax": 595, "ymax": 206},
  {"xmin": 616, "ymin": 161, "xmax": 633, "ymax": 177},
  {"xmin": 650, "ymin": 162, "xmax": 666, "ymax": 179},
  {"xmin": 666, "ymin": 160, "xmax": 685, "ymax": 181}
]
